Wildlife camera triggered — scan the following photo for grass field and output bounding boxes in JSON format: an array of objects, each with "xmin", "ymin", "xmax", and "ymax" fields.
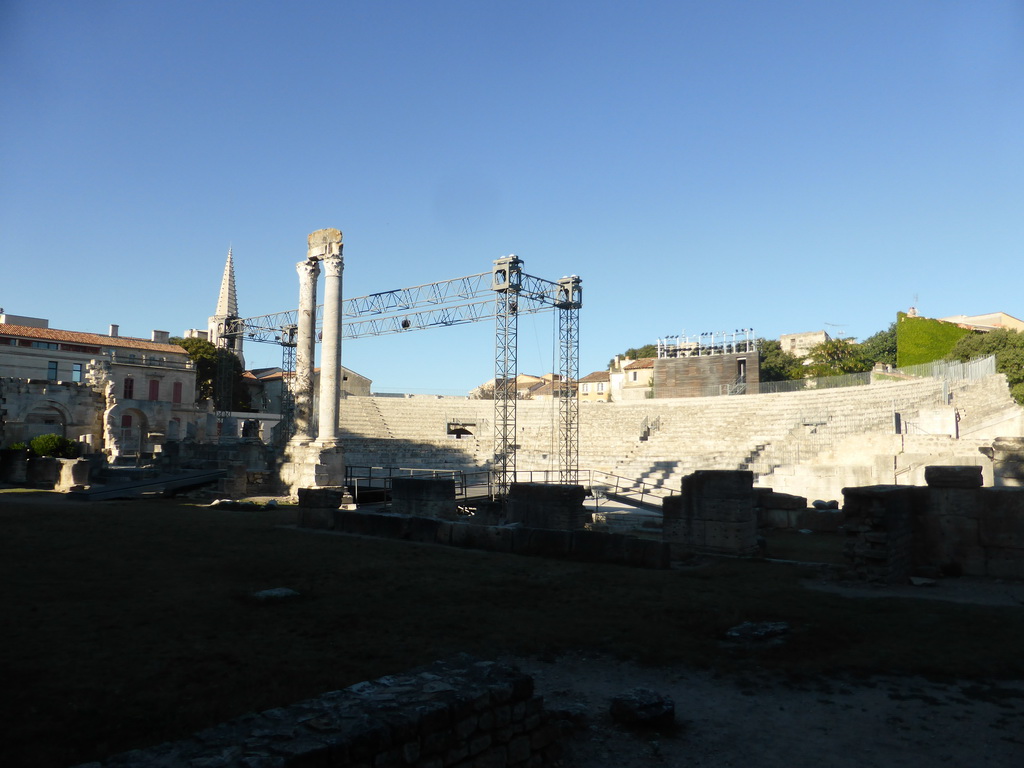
[{"xmin": 2, "ymin": 491, "xmax": 1022, "ymax": 767}]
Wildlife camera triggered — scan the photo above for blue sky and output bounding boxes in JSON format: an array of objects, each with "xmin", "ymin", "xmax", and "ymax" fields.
[{"xmin": 2, "ymin": 1, "xmax": 1022, "ymax": 394}]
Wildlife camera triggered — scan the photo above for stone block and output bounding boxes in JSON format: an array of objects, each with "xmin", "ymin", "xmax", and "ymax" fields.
[
  {"xmin": 298, "ymin": 486, "xmax": 348, "ymax": 508},
  {"xmin": 404, "ymin": 516, "xmax": 442, "ymax": 544},
  {"xmin": 435, "ymin": 520, "xmax": 454, "ymax": 546},
  {"xmin": 450, "ymin": 522, "xmax": 474, "ymax": 549},
  {"xmin": 758, "ymin": 508, "xmax": 796, "ymax": 529},
  {"xmin": 928, "ymin": 487, "xmax": 982, "ymax": 519},
  {"xmin": 794, "ymin": 508, "xmax": 844, "ymax": 532},
  {"xmin": 623, "ymin": 537, "xmax": 671, "ymax": 569},
  {"xmin": 570, "ymin": 530, "xmax": 614, "ymax": 563},
  {"xmin": 369, "ymin": 513, "xmax": 408, "ymax": 539},
  {"xmin": 758, "ymin": 490, "xmax": 807, "ymax": 510},
  {"xmin": 925, "ymin": 465, "xmax": 983, "ymax": 489},
  {"xmin": 978, "ymin": 488, "xmax": 1024, "ymax": 548},
  {"xmin": 985, "ymin": 547, "xmax": 1024, "ymax": 579},
  {"xmin": 701, "ymin": 520, "xmax": 758, "ymax": 554},
  {"xmin": 391, "ymin": 477, "xmax": 456, "ymax": 520},
  {"xmin": 515, "ymin": 528, "xmax": 572, "ymax": 558},
  {"xmin": 26, "ymin": 457, "xmax": 59, "ymax": 489},
  {"xmin": 464, "ymin": 525, "xmax": 514, "ymax": 553}
]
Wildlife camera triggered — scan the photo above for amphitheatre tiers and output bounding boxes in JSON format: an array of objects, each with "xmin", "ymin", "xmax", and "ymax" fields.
[{"xmin": 340, "ymin": 371, "xmax": 1023, "ymax": 504}]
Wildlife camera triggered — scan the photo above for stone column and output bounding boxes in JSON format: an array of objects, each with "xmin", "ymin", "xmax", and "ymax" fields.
[
  {"xmin": 292, "ymin": 258, "xmax": 320, "ymax": 444},
  {"xmin": 317, "ymin": 246, "xmax": 344, "ymax": 445}
]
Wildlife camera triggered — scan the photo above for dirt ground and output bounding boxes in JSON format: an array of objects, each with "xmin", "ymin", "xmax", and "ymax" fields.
[
  {"xmin": 506, "ymin": 651, "xmax": 1024, "ymax": 768},
  {"xmin": 504, "ymin": 576, "xmax": 1024, "ymax": 768}
]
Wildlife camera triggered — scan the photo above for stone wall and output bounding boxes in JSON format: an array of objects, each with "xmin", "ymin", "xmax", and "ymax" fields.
[
  {"xmin": 296, "ymin": 497, "xmax": 669, "ymax": 569},
  {"xmin": 663, "ymin": 470, "xmax": 759, "ymax": 558},
  {"xmin": 392, "ymin": 477, "xmax": 457, "ymax": 520},
  {"xmin": 506, "ymin": 483, "xmax": 589, "ymax": 530},
  {"xmin": 842, "ymin": 466, "xmax": 1024, "ymax": 581},
  {"xmin": 841, "ymin": 485, "xmax": 919, "ymax": 583},
  {"xmin": 73, "ymin": 656, "xmax": 561, "ymax": 768},
  {"xmin": 987, "ymin": 437, "xmax": 1024, "ymax": 487},
  {"xmin": 0, "ymin": 377, "xmax": 105, "ymax": 447}
]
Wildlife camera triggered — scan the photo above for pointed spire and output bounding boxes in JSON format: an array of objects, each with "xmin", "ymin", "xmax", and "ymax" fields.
[{"xmin": 215, "ymin": 247, "xmax": 239, "ymax": 318}]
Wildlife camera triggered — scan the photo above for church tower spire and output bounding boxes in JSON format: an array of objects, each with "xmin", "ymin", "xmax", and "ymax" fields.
[
  {"xmin": 215, "ymin": 247, "xmax": 239, "ymax": 318},
  {"xmin": 208, "ymin": 247, "xmax": 244, "ymax": 368}
]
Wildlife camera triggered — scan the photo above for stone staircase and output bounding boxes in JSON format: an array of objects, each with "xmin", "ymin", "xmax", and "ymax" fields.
[{"xmin": 335, "ymin": 374, "xmax": 1022, "ymax": 501}]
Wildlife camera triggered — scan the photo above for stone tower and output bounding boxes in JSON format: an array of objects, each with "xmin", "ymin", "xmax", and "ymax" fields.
[{"xmin": 208, "ymin": 248, "xmax": 244, "ymax": 368}]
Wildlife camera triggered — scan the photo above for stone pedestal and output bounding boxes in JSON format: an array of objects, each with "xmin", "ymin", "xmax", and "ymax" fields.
[
  {"xmin": 664, "ymin": 470, "xmax": 758, "ymax": 558},
  {"xmin": 279, "ymin": 443, "xmax": 345, "ymax": 496}
]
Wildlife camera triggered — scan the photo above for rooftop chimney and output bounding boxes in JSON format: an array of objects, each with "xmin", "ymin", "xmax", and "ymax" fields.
[{"xmin": 109, "ymin": 324, "xmax": 119, "ymax": 337}]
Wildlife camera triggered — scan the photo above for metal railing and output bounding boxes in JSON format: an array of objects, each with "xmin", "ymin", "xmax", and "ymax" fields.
[
  {"xmin": 589, "ymin": 469, "xmax": 673, "ymax": 509},
  {"xmin": 891, "ymin": 355, "xmax": 996, "ymax": 383},
  {"xmin": 345, "ymin": 465, "xmax": 492, "ymax": 502}
]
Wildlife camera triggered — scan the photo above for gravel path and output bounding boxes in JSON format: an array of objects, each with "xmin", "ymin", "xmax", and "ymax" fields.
[{"xmin": 506, "ymin": 652, "xmax": 1024, "ymax": 768}]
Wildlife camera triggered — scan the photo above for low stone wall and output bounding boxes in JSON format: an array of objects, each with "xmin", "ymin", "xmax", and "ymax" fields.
[
  {"xmin": 841, "ymin": 485, "xmax": 918, "ymax": 583},
  {"xmin": 74, "ymin": 656, "xmax": 561, "ymax": 768},
  {"xmin": 297, "ymin": 503, "xmax": 670, "ymax": 569},
  {"xmin": 842, "ymin": 466, "xmax": 1024, "ymax": 581},
  {"xmin": 506, "ymin": 483, "xmax": 589, "ymax": 530},
  {"xmin": 392, "ymin": 477, "xmax": 457, "ymax": 520}
]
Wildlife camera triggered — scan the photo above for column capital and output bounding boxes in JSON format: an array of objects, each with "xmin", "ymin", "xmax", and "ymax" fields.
[
  {"xmin": 322, "ymin": 254, "xmax": 344, "ymax": 278},
  {"xmin": 296, "ymin": 258, "xmax": 321, "ymax": 278}
]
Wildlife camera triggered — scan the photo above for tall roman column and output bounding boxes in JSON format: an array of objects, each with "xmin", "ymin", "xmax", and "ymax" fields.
[
  {"xmin": 316, "ymin": 234, "xmax": 344, "ymax": 445},
  {"xmin": 292, "ymin": 258, "xmax": 320, "ymax": 443}
]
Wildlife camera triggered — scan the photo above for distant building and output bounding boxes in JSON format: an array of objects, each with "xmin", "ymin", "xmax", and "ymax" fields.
[
  {"xmin": 0, "ymin": 313, "xmax": 199, "ymax": 457},
  {"xmin": 470, "ymin": 373, "xmax": 549, "ymax": 400},
  {"xmin": 939, "ymin": 312, "xmax": 1024, "ymax": 333},
  {"xmin": 578, "ymin": 370, "xmax": 611, "ymax": 403},
  {"xmin": 779, "ymin": 330, "xmax": 831, "ymax": 361},
  {"xmin": 621, "ymin": 358, "xmax": 655, "ymax": 400}
]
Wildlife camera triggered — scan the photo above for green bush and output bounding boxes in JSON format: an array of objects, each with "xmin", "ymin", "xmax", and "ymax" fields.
[
  {"xmin": 947, "ymin": 329, "xmax": 1024, "ymax": 406},
  {"xmin": 28, "ymin": 434, "xmax": 80, "ymax": 459}
]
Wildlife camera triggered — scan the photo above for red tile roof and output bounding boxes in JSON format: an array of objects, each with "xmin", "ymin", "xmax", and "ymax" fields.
[
  {"xmin": 579, "ymin": 370, "xmax": 610, "ymax": 382},
  {"xmin": 0, "ymin": 323, "xmax": 189, "ymax": 356},
  {"xmin": 624, "ymin": 358, "xmax": 656, "ymax": 369}
]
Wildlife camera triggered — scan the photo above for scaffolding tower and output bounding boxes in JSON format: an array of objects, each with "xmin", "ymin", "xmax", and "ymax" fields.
[{"xmin": 225, "ymin": 255, "xmax": 582, "ymax": 496}]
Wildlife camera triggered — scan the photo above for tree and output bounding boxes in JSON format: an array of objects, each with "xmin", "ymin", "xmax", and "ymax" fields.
[
  {"xmin": 758, "ymin": 339, "xmax": 805, "ymax": 382},
  {"xmin": 608, "ymin": 344, "xmax": 657, "ymax": 368},
  {"xmin": 947, "ymin": 329, "xmax": 1024, "ymax": 405},
  {"xmin": 806, "ymin": 338, "xmax": 873, "ymax": 378},
  {"xmin": 29, "ymin": 433, "xmax": 80, "ymax": 458},
  {"xmin": 170, "ymin": 337, "xmax": 250, "ymax": 409},
  {"xmin": 860, "ymin": 322, "xmax": 897, "ymax": 367}
]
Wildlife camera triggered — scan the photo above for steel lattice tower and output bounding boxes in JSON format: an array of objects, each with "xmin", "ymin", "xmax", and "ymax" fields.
[
  {"xmin": 557, "ymin": 276, "xmax": 582, "ymax": 484},
  {"xmin": 491, "ymin": 257, "xmax": 522, "ymax": 496}
]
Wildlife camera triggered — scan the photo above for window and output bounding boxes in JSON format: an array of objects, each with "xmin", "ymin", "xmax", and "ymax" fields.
[
  {"xmin": 47, "ymin": 360, "xmax": 58, "ymax": 380},
  {"xmin": 172, "ymin": 381, "xmax": 183, "ymax": 404},
  {"xmin": 581, "ymin": 383, "xmax": 590, "ymax": 394},
  {"xmin": 32, "ymin": 341, "xmax": 59, "ymax": 350},
  {"xmin": 148, "ymin": 379, "xmax": 160, "ymax": 401},
  {"xmin": 597, "ymin": 382, "xmax": 605, "ymax": 393},
  {"xmin": 631, "ymin": 371, "xmax": 638, "ymax": 382},
  {"xmin": 72, "ymin": 363, "xmax": 83, "ymax": 383},
  {"xmin": 121, "ymin": 415, "xmax": 133, "ymax": 428},
  {"xmin": 123, "ymin": 377, "xmax": 134, "ymax": 399}
]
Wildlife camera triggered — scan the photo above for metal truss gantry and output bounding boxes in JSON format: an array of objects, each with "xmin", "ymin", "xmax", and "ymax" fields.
[{"xmin": 226, "ymin": 257, "xmax": 582, "ymax": 496}]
